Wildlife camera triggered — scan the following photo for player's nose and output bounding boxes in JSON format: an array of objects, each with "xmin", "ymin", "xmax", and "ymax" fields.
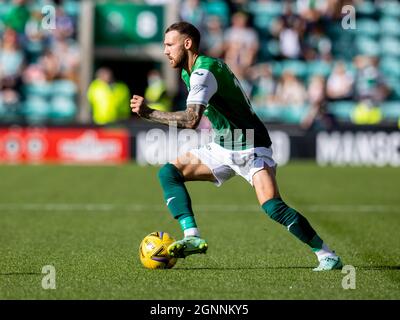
[{"xmin": 163, "ymin": 47, "xmax": 170, "ymax": 56}]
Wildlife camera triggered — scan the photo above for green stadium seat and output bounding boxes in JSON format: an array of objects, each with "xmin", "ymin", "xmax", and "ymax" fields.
[
  {"xmin": 0, "ymin": 2, "xmax": 10, "ymax": 19},
  {"xmin": 355, "ymin": 36, "xmax": 380, "ymax": 56},
  {"xmin": 270, "ymin": 61, "xmax": 283, "ymax": 77},
  {"xmin": 25, "ymin": 40, "xmax": 45, "ymax": 63},
  {"xmin": 23, "ymin": 83, "xmax": 53, "ymax": 98},
  {"xmin": 380, "ymin": 37, "xmax": 400, "ymax": 57},
  {"xmin": 63, "ymin": 0, "xmax": 80, "ymax": 17},
  {"xmin": 203, "ymin": 1, "xmax": 229, "ymax": 27},
  {"xmin": 51, "ymin": 80, "xmax": 78, "ymax": 97},
  {"xmin": 50, "ymin": 96, "xmax": 77, "ymax": 123},
  {"xmin": 254, "ymin": 107, "xmax": 281, "ymax": 122},
  {"xmin": 259, "ymin": 39, "xmax": 280, "ymax": 60},
  {"xmin": 307, "ymin": 60, "xmax": 332, "ymax": 78},
  {"xmin": 355, "ymin": 0, "xmax": 376, "ymax": 17},
  {"xmin": 281, "ymin": 105, "xmax": 309, "ymax": 123},
  {"xmin": 327, "ymin": 101, "xmax": 355, "ymax": 121},
  {"xmin": 355, "ymin": 19, "xmax": 380, "ymax": 37},
  {"xmin": 248, "ymin": 1, "xmax": 283, "ymax": 17},
  {"xmin": 23, "ymin": 96, "xmax": 50, "ymax": 124},
  {"xmin": 379, "ymin": 1, "xmax": 400, "ymax": 18},
  {"xmin": 326, "ymin": 24, "xmax": 344, "ymax": 38},
  {"xmin": 0, "ymin": 99, "xmax": 21, "ymax": 123},
  {"xmin": 254, "ymin": 15, "xmax": 279, "ymax": 33},
  {"xmin": 380, "ymin": 56, "xmax": 400, "ymax": 77},
  {"xmin": 385, "ymin": 77, "xmax": 400, "ymax": 99},
  {"xmin": 280, "ymin": 60, "xmax": 307, "ymax": 78},
  {"xmin": 379, "ymin": 17, "xmax": 400, "ymax": 37},
  {"xmin": 380, "ymin": 101, "xmax": 400, "ymax": 120}
]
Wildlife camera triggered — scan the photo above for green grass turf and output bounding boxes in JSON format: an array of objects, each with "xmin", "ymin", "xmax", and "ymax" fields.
[{"xmin": 0, "ymin": 162, "xmax": 399, "ymax": 299}]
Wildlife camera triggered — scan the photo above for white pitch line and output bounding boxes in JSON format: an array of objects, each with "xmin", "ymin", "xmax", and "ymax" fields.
[{"xmin": 0, "ymin": 203, "xmax": 398, "ymax": 213}]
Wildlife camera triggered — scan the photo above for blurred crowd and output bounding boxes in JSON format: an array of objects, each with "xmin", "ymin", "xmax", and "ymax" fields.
[
  {"xmin": 176, "ymin": 0, "xmax": 399, "ymax": 129},
  {"xmin": 0, "ymin": 0, "xmax": 399, "ymax": 128},
  {"xmin": 0, "ymin": 0, "xmax": 80, "ymax": 123}
]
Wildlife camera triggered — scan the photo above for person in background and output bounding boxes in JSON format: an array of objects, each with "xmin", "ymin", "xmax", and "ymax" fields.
[
  {"xmin": 144, "ymin": 69, "xmax": 172, "ymax": 112},
  {"xmin": 4, "ymin": 0, "xmax": 30, "ymax": 35},
  {"xmin": 271, "ymin": 2, "xmax": 306, "ymax": 60},
  {"xmin": 302, "ymin": 75, "xmax": 336, "ymax": 130},
  {"xmin": 274, "ymin": 71, "xmax": 308, "ymax": 107},
  {"xmin": 326, "ymin": 61, "xmax": 354, "ymax": 101},
  {"xmin": 352, "ymin": 55, "xmax": 389, "ymax": 125},
  {"xmin": 224, "ymin": 11, "xmax": 259, "ymax": 75},
  {"xmin": 203, "ymin": 15, "xmax": 225, "ymax": 59},
  {"xmin": 0, "ymin": 28, "xmax": 25, "ymax": 110},
  {"xmin": 87, "ymin": 67, "xmax": 130, "ymax": 125}
]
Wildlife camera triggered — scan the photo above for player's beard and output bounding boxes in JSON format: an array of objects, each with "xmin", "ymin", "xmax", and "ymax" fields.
[{"xmin": 172, "ymin": 50, "xmax": 188, "ymax": 69}]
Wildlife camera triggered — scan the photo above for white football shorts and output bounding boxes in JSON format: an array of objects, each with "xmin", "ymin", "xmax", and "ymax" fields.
[{"xmin": 189, "ymin": 142, "xmax": 277, "ymax": 187}]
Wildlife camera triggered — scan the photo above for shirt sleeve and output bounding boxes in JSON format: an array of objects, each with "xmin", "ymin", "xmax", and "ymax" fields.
[{"xmin": 186, "ymin": 68, "xmax": 218, "ymax": 106}]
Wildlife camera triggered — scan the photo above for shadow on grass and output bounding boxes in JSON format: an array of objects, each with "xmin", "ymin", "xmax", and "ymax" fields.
[
  {"xmin": 0, "ymin": 272, "xmax": 42, "ymax": 276},
  {"xmin": 355, "ymin": 265, "xmax": 400, "ymax": 271},
  {"xmin": 173, "ymin": 266, "xmax": 312, "ymax": 271},
  {"xmin": 173, "ymin": 265, "xmax": 400, "ymax": 271}
]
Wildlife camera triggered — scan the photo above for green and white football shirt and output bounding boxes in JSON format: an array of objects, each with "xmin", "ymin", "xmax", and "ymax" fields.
[{"xmin": 181, "ymin": 55, "xmax": 272, "ymax": 150}]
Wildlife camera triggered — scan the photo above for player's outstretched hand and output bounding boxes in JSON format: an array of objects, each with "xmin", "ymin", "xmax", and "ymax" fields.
[{"xmin": 130, "ymin": 95, "xmax": 151, "ymax": 117}]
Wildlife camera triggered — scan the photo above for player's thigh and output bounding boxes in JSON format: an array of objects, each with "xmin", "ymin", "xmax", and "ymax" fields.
[
  {"xmin": 252, "ymin": 166, "xmax": 281, "ymax": 205},
  {"xmin": 171, "ymin": 152, "xmax": 216, "ymax": 182}
]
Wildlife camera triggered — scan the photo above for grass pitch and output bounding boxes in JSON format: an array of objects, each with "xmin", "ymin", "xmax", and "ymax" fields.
[{"xmin": 0, "ymin": 162, "xmax": 399, "ymax": 299}]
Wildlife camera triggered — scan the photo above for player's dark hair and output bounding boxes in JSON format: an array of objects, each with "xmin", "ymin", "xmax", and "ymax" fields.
[{"xmin": 165, "ymin": 22, "xmax": 201, "ymax": 49}]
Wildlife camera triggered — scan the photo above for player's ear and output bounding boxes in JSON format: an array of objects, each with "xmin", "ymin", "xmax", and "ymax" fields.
[{"xmin": 184, "ymin": 37, "xmax": 192, "ymax": 50}]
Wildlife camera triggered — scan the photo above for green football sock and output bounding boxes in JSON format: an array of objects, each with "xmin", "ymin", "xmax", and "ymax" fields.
[
  {"xmin": 262, "ymin": 198, "xmax": 323, "ymax": 250},
  {"xmin": 158, "ymin": 163, "xmax": 198, "ymax": 231}
]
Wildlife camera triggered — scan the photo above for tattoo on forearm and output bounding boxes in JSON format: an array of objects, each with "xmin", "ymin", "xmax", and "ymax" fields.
[{"xmin": 143, "ymin": 105, "xmax": 205, "ymax": 129}]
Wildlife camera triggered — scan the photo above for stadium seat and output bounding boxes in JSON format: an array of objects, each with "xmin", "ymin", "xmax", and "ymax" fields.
[
  {"xmin": 380, "ymin": 56, "xmax": 400, "ymax": 77},
  {"xmin": 327, "ymin": 101, "xmax": 355, "ymax": 121},
  {"xmin": 25, "ymin": 40, "xmax": 45, "ymax": 63},
  {"xmin": 355, "ymin": 36, "xmax": 380, "ymax": 56},
  {"xmin": 380, "ymin": 101, "xmax": 400, "ymax": 121},
  {"xmin": 0, "ymin": 2, "xmax": 10, "ymax": 19},
  {"xmin": 0, "ymin": 98, "xmax": 21, "ymax": 123},
  {"xmin": 63, "ymin": 0, "xmax": 80, "ymax": 18},
  {"xmin": 51, "ymin": 80, "xmax": 78, "ymax": 97},
  {"xmin": 280, "ymin": 60, "xmax": 307, "ymax": 78},
  {"xmin": 23, "ymin": 83, "xmax": 53, "ymax": 98},
  {"xmin": 379, "ymin": 0, "xmax": 400, "ymax": 18},
  {"xmin": 23, "ymin": 96, "xmax": 50, "ymax": 124},
  {"xmin": 281, "ymin": 105, "xmax": 309, "ymax": 124},
  {"xmin": 254, "ymin": 107, "xmax": 285, "ymax": 122},
  {"xmin": 380, "ymin": 37, "xmax": 400, "ymax": 57},
  {"xmin": 355, "ymin": 19, "xmax": 380, "ymax": 37},
  {"xmin": 355, "ymin": 0, "xmax": 376, "ymax": 17},
  {"xmin": 307, "ymin": 60, "xmax": 332, "ymax": 78},
  {"xmin": 248, "ymin": 1, "xmax": 283, "ymax": 17},
  {"xmin": 379, "ymin": 17, "xmax": 400, "ymax": 37},
  {"xmin": 259, "ymin": 39, "xmax": 280, "ymax": 60},
  {"xmin": 203, "ymin": 1, "xmax": 230, "ymax": 27},
  {"xmin": 386, "ymin": 78, "xmax": 400, "ymax": 100},
  {"xmin": 49, "ymin": 96, "xmax": 77, "ymax": 123}
]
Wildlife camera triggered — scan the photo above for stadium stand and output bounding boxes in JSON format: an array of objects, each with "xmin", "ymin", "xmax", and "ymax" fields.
[{"xmin": 0, "ymin": 0, "xmax": 399, "ymax": 128}]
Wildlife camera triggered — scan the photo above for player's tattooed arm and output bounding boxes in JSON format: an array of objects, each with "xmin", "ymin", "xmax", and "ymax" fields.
[{"xmin": 130, "ymin": 95, "xmax": 205, "ymax": 129}]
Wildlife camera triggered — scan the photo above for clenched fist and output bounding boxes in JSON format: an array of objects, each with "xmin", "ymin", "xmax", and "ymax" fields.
[{"xmin": 130, "ymin": 95, "xmax": 151, "ymax": 117}]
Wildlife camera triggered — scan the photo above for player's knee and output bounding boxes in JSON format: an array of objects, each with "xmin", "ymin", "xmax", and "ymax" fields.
[{"xmin": 158, "ymin": 163, "xmax": 184, "ymax": 185}]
